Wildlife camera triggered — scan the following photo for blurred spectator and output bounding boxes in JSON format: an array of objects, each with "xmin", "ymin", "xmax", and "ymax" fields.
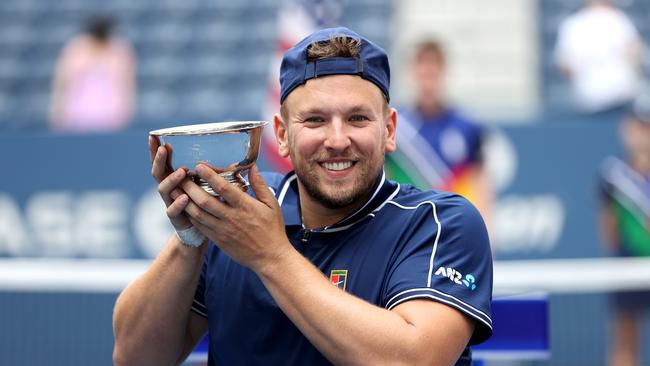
[
  {"xmin": 599, "ymin": 95, "xmax": 650, "ymax": 366},
  {"xmin": 49, "ymin": 15, "xmax": 136, "ymax": 133},
  {"xmin": 385, "ymin": 39, "xmax": 493, "ymax": 224},
  {"xmin": 554, "ymin": 0, "xmax": 644, "ymax": 116}
]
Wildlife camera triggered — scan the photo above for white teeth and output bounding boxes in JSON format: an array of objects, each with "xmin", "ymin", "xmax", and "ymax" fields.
[{"xmin": 323, "ymin": 161, "xmax": 352, "ymax": 171}]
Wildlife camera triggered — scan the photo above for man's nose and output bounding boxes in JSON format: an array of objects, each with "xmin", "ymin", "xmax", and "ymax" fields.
[{"xmin": 323, "ymin": 119, "xmax": 351, "ymax": 151}]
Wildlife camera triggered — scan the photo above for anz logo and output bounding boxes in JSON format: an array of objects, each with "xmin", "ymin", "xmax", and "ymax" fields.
[{"xmin": 434, "ymin": 266, "xmax": 477, "ymax": 291}]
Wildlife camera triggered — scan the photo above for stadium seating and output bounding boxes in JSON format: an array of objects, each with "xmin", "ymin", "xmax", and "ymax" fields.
[{"xmin": 0, "ymin": 0, "xmax": 392, "ymax": 130}]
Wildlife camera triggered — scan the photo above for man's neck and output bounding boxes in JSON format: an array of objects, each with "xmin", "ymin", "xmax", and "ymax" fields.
[
  {"xmin": 297, "ymin": 184, "xmax": 370, "ymax": 230},
  {"xmin": 416, "ymin": 100, "xmax": 445, "ymax": 119}
]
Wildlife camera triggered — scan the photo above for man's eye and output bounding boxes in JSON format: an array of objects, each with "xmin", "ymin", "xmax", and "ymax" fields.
[
  {"xmin": 305, "ymin": 117, "xmax": 325, "ymax": 123},
  {"xmin": 349, "ymin": 115, "xmax": 370, "ymax": 122}
]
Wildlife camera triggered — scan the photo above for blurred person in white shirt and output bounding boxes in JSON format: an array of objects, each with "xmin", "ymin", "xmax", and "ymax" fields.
[{"xmin": 555, "ymin": 0, "xmax": 644, "ymax": 115}]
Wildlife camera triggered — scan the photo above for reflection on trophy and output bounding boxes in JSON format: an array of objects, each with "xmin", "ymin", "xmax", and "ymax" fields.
[{"xmin": 149, "ymin": 121, "xmax": 268, "ymax": 195}]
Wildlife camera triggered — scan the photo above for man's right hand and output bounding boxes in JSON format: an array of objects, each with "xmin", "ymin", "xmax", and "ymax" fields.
[{"xmin": 149, "ymin": 135, "xmax": 192, "ymax": 231}]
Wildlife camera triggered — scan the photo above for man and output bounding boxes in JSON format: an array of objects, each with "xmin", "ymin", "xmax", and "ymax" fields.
[
  {"xmin": 599, "ymin": 96, "xmax": 650, "ymax": 366},
  {"xmin": 113, "ymin": 27, "xmax": 492, "ymax": 365},
  {"xmin": 386, "ymin": 39, "xmax": 492, "ymax": 223},
  {"xmin": 554, "ymin": 0, "xmax": 643, "ymax": 115}
]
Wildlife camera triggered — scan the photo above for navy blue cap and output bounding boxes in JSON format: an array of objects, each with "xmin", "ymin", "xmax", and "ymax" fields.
[{"xmin": 279, "ymin": 27, "xmax": 390, "ymax": 104}]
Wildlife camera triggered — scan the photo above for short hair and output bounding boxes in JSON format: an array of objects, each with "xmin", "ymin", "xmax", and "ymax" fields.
[
  {"xmin": 306, "ymin": 36, "xmax": 361, "ymax": 61},
  {"xmin": 414, "ymin": 39, "xmax": 445, "ymax": 66}
]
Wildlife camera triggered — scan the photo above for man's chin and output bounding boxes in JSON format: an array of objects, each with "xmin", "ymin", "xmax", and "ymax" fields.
[
  {"xmin": 303, "ymin": 184, "xmax": 359, "ymax": 209},
  {"xmin": 296, "ymin": 166, "xmax": 378, "ymax": 209}
]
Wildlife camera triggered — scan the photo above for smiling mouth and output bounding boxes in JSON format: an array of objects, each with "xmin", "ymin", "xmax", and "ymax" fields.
[{"xmin": 321, "ymin": 161, "xmax": 354, "ymax": 171}]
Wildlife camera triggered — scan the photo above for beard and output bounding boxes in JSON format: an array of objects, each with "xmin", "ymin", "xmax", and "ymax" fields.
[{"xmin": 292, "ymin": 151, "xmax": 383, "ymax": 210}]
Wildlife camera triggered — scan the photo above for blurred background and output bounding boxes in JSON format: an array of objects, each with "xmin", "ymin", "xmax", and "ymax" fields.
[{"xmin": 1, "ymin": 0, "xmax": 650, "ymax": 365}]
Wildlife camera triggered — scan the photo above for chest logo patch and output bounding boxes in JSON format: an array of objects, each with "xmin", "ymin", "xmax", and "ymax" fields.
[{"xmin": 329, "ymin": 270, "xmax": 348, "ymax": 291}]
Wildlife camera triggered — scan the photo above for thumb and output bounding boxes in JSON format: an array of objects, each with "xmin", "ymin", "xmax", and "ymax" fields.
[{"xmin": 249, "ymin": 164, "xmax": 277, "ymax": 207}]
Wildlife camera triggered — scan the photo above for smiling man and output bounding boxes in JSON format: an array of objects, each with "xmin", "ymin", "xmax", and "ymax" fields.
[{"xmin": 113, "ymin": 27, "xmax": 493, "ymax": 366}]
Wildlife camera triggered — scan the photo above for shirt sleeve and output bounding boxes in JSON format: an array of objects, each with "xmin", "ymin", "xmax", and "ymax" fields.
[
  {"xmin": 191, "ymin": 249, "xmax": 209, "ymax": 318},
  {"xmin": 382, "ymin": 194, "xmax": 493, "ymax": 345}
]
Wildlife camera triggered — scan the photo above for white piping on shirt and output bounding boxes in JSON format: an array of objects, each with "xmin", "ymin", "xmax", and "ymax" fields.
[
  {"xmin": 320, "ymin": 182, "xmax": 401, "ymax": 233},
  {"xmin": 386, "ymin": 287, "xmax": 492, "ymax": 326},
  {"xmin": 277, "ymin": 174, "xmax": 297, "ymax": 205},
  {"xmin": 383, "ymin": 200, "xmax": 441, "ymax": 288},
  {"xmin": 276, "ymin": 172, "xmax": 402, "ymax": 233},
  {"xmin": 387, "ymin": 293, "xmax": 493, "ymax": 331},
  {"xmin": 191, "ymin": 298, "xmax": 208, "ymax": 317}
]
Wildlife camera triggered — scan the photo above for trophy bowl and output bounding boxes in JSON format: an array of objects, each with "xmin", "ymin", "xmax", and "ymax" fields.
[{"xmin": 149, "ymin": 121, "xmax": 269, "ymax": 196}]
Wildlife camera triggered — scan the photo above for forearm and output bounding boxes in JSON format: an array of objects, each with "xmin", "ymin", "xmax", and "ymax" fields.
[
  {"xmin": 113, "ymin": 235, "xmax": 206, "ymax": 365},
  {"xmin": 256, "ymin": 250, "xmax": 427, "ymax": 366}
]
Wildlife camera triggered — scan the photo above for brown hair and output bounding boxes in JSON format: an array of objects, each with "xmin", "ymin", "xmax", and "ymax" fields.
[
  {"xmin": 306, "ymin": 36, "xmax": 361, "ymax": 61},
  {"xmin": 414, "ymin": 39, "xmax": 445, "ymax": 66}
]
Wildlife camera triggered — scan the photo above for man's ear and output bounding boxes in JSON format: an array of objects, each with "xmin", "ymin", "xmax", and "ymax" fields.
[
  {"xmin": 384, "ymin": 107, "xmax": 397, "ymax": 153},
  {"xmin": 274, "ymin": 113, "xmax": 290, "ymax": 157}
]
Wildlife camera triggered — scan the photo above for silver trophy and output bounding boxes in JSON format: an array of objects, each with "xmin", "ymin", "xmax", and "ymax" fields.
[{"xmin": 149, "ymin": 121, "xmax": 269, "ymax": 195}]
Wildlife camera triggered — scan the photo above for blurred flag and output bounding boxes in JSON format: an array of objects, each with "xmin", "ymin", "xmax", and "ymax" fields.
[
  {"xmin": 384, "ymin": 115, "xmax": 482, "ymax": 205},
  {"xmin": 384, "ymin": 114, "xmax": 448, "ymax": 189},
  {"xmin": 262, "ymin": 0, "xmax": 342, "ymax": 173}
]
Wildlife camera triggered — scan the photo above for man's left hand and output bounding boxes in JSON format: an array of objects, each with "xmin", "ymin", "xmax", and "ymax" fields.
[{"xmin": 180, "ymin": 164, "xmax": 291, "ymax": 272}]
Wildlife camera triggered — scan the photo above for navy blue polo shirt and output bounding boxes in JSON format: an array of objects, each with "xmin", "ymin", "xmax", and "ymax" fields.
[{"xmin": 191, "ymin": 170, "xmax": 493, "ymax": 365}]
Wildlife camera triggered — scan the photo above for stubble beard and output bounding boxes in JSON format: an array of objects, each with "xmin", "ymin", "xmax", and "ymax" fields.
[{"xmin": 292, "ymin": 153, "xmax": 383, "ymax": 210}]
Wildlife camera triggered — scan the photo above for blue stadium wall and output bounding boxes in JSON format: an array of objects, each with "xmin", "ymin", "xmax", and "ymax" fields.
[{"xmin": 1, "ymin": 119, "xmax": 650, "ymax": 365}]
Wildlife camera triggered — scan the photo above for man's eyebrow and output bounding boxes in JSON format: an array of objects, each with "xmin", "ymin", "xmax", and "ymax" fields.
[
  {"xmin": 296, "ymin": 107, "xmax": 327, "ymax": 116},
  {"xmin": 346, "ymin": 105, "xmax": 374, "ymax": 114},
  {"xmin": 298, "ymin": 105, "xmax": 374, "ymax": 114},
  {"xmin": 292, "ymin": 103, "xmax": 378, "ymax": 119}
]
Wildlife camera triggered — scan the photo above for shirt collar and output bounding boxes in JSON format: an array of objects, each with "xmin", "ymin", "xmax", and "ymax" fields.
[{"xmin": 276, "ymin": 169, "xmax": 399, "ymax": 230}]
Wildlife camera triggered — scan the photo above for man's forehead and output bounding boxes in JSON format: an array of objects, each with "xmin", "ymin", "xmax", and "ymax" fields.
[{"xmin": 284, "ymin": 75, "xmax": 385, "ymax": 111}]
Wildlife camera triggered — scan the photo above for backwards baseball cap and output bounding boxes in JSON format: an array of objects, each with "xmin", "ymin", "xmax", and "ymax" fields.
[{"xmin": 279, "ymin": 26, "xmax": 390, "ymax": 104}]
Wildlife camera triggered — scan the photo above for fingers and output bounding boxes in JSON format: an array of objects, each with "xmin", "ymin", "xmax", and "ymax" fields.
[
  {"xmin": 170, "ymin": 188, "xmax": 183, "ymax": 200},
  {"xmin": 248, "ymin": 165, "xmax": 277, "ymax": 208},
  {"xmin": 150, "ymin": 137, "xmax": 194, "ymax": 230},
  {"xmin": 195, "ymin": 164, "xmax": 245, "ymax": 207},
  {"xmin": 148, "ymin": 135, "xmax": 160, "ymax": 163},
  {"xmin": 184, "ymin": 199, "xmax": 221, "ymax": 229},
  {"xmin": 152, "ymin": 145, "xmax": 170, "ymax": 182},
  {"xmin": 181, "ymin": 173, "xmax": 227, "ymax": 220},
  {"xmin": 165, "ymin": 189, "xmax": 193, "ymax": 231},
  {"xmin": 166, "ymin": 193, "xmax": 190, "ymax": 223},
  {"xmin": 189, "ymin": 216, "xmax": 212, "ymax": 238},
  {"xmin": 158, "ymin": 168, "xmax": 188, "ymax": 207}
]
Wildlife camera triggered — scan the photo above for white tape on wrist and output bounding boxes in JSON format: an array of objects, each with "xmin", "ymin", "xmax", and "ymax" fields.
[{"xmin": 175, "ymin": 226, "xmax": 206, "ymax": 247}]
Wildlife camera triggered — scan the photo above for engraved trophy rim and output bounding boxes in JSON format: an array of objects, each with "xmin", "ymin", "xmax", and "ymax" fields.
[
  {"xmin": 149, "ymin": 120, "xmax": 269, "ymax": 137},
  {"xmin": 148, "ymin": 120, "xmax": 268, "ymax": 196}
]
